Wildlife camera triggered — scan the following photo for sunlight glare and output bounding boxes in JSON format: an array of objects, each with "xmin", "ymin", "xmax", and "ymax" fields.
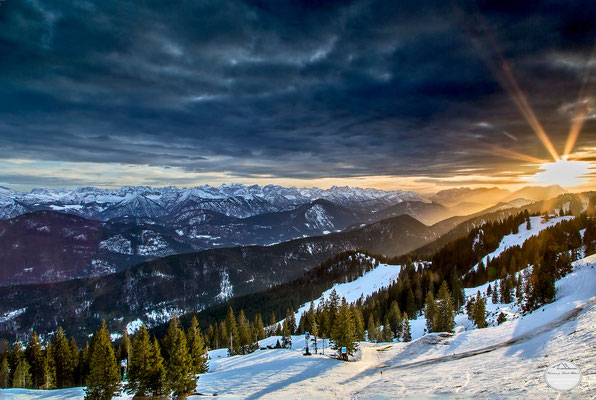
[{"xmin": 528, "ymin": 159, "xmax": 592, "ymax": 187}]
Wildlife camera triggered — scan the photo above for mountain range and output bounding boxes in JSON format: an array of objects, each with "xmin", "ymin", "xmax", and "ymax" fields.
[
  {"xmin": 0, "ymin": 184, "xmax": 592, "ymax": 342},
  {"xmin": 0, "ymin": 184, "xmax": 421, "ymax": 221},
  {"xmin": 0, "ymin": 184, "xmax": 573, "ymax": 287},
  {"xmin": 430, "ymin": 185, "xmax": 567, "ymax": 207}
]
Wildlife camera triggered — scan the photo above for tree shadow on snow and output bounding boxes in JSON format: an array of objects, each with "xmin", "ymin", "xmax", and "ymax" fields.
[{"xmin": 243, "ymin": 355, "xmax": 337, "ymax": 400}]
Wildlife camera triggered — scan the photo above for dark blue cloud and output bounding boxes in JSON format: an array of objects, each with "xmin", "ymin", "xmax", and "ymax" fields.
[{"xmin": 0, "ymin": 0, "xmax": 594, "ymax": 185}]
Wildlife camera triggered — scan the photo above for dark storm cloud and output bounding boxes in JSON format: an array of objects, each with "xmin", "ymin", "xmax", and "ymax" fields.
[{"xmin": 0, "ymin": 0, "xmax": 595, "ymax": 186}]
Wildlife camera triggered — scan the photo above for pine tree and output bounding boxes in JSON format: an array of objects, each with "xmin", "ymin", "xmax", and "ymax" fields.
[
  {"xmin": 492, "ymin": 281, "xmax": 499, "ymax": 304},
  {"xmin": 79, "ymin": 342, "xmax": 90, "ymax": 388},
  {"xmin": 164, "ymin": 318, "xmax": 195, "ymax": 399},
  {"xmin": 69, "ymin": 338, "xmax": 80, "ymax": 386},
  {"xmin": 331, "ymin": 300, "xmax": 358, "ymax": 360},
  {"xmin": 310, "ymin": 319, "xmax": 319, "ymax": 354},
  {"xmin": 473, "ymin": 295, "xmax": 487, "ymax": 328},
  {"xmin": 352, "ymin": 307, "xmax": 365, "ymax": 341},
  {"xmin": 237, "ymin": 310, "xmax": 252, "ymax": 354},
  {"xmin": 382, "ymin": 318, "xmax": 393, "ymax": 342},
  {"xmin": 0, "ymin": 357, "xmax": 9, "ymax": 388},
  {"xmin": 187, "ymin": 317, "xmax": 208, "ymax": 374},
  {"xmin": 52, "ymin": 327, "xmax": 74, "ymax": 388},
  {"xmin": 402, "ymin": 313, "xmax": 412, "ymax": 342},
  {"xmin": 116, "ymin": 331, "xmax": 130, "ymax": 366},
  {"xmin": 525, "ymin": 241, "xmax": 557, "ymax": 311},
  {"xmin": 206, "ymin": 325, "xmax": 216, "ymax": 349},
  {"xmin": 268, "ymin": 312, "xmax": 276, "ymax": 336},
  {"xmin": 375, "ymin": 322, "xmax": 383, "ymax": 344},
  {"xmin": 367, "ymin": 315, "xmax": 377, "ymax": 342},
  {"xmin": 508, "ymin": 255, "xmax": 517, "ymax": 274},
  {"xmin": 326, "ymin": 290, "xmax": 340, "ymax": 332},
  {"xmin": 85, "ymin": 321, "xmax": 120, "ymax": 400},
  {"xmin": 406, "ymin": 287, "xmax": 416, "ymax": 317},
  {"xmin": 41, "ymin": 345, "xmax": 56, "ymax": 390},
  {"xmin": 497, "ymin": 312, "xmax": 507, "ymax": 325},
  {"xmin": 286, "ymin": 308, "xmax": 297, "ymax": 335},
  {"xmin": 466, "ymin": 293, "xmax": 477, "ymax": 321},
  {"xmin": 424, "ymin": 291, "xmax": 437, "ymax": 333},
  {"xmin": 449, "ymin": 272, "xmax": 465, "ymax": 311},
  {"xmin": 13, "ymin": 356, "xmax": 32, "ymax": 388},
  {"xmin": 218, "ymin": 322, "xmax": 227, "ymax": 350},
  {"xmin": 253, "ymin": 314, "xmax": 266, "ymax": 341},
  {"xmin": 306, "ymin": 302, "xmax": 316, "ymax": 334},
  {"xmin": 319, "ymin": 306, "xmax": 330, "ymax": 338},
  {"xmin": 434, "ymin": 281, "xmax": 455, "ymax": 333},
  {"xmin": 281, "ymin": 319, "xmax": 292, "ymax": 349},
  {"xmin": 162, "ymin": 315, "xmax": 180, "ymax": 362},
  {"xmin": 585, "ymin": 220, "xmax": 596, "ymax": 255},
  {"xmin": 500, "ymin": 278, "xmax": 512, "ymax": 304},
  {"xmin": 555, "ymin": 252, "xmax": 572, "ymax": 278},
  {"xmin": 10, "ymin": 340, "xmax": 25, "ymax": 383},
  {"xmin": 224, "ymin": 308, "xmax": 240, "ymax": 355},
  {"xmin": 388, "ymin": 301, "xmax": 402, "ymax": 339},
  {"xmin": 146, "ymin": 337, "xmax": 168, "ymax": 399},
  {"xmin": 298, "ymin": 311, "xmax": 307, "ymax": 335},
  {"xmin": 25, "ymin": 332, "xmax": 43, "ymax": 389},
  {"xmin": 126, "ymin": 324, "xmax": 151, "ymax": 397},
  {"xmin": 328, "ymin": 289, "xmax": 340, "ymax": 316}
]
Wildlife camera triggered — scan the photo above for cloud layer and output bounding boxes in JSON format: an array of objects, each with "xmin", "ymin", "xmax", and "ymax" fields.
[{"xmin": 1, "ymin": 0, "xmax": 595, "ymax": 190}]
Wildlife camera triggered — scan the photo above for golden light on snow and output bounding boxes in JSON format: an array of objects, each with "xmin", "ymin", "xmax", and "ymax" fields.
[{"xmin": 528, "ymin": 158, "xmax": 592, "ymax": 187}]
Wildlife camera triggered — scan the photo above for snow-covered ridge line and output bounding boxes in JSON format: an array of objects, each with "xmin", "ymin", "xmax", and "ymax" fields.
[
  {"xmin": 0, "ymin": 183, "xmax": 419, "ymax": 202},
  {"xmin": 0, "ymin": 183, "xmax": 421, "ymax": 220}
]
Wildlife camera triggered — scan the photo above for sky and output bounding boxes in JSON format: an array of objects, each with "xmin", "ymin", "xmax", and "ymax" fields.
[{"xmin": 0, "ymin": 0, "xmax": 595, "ymax": 194}]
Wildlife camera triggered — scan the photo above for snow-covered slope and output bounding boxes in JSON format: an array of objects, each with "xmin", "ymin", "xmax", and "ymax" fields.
[
  {"xmin": 193, "ymin": 253, "xmax": 596, "ymax": 398},
  {"xmin": 293, "ymin": 257, "xmax": 402, "ymax": 319},
  {"xmin": 472, "ymin": 215, "xmax": 574, "ymax": 272},
  {"xmin": 198, "ymin": 253, "xmax": 596, "ymax": 398},
  {"xmin": 4, "ymin": 255, "xmax": 595, "ymax": 399}
]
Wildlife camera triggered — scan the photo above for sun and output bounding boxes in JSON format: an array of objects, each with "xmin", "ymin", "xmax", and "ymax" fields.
[{"xmin": 528, "ymin": 158, "xmax": 592, "ymax": 187}]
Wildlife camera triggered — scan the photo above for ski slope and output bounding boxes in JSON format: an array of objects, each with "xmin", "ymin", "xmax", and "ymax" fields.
[
  {"xmin": 294, "ymin": 258, "xmax": 402, "ymax": 318},
  {"xmin": 206, "ymin": 254, "xmax": 596, "ymax": 398},
  {"xmin": 3, "ymin": 256, "xmax": 594, "ymax": 399},
  {"xmin": 472, "ymin": 215, "xmax": 573, "ymax": 272}
]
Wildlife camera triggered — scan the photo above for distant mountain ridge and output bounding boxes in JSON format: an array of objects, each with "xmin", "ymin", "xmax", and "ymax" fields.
[
  {"xmin": 430, "ymin": 185, "xmax": 567, "ymax": 207},
  {"xmin": 0, "ymin": 183, "xmax": 575, "ymax": 287},
  {"xmin": 372, "ymin": 200, "xmax": 450, "ymax": 225},
  {"xmin": 504, "ymin": 185, "xmax": 568, "ymax": 202},
  {"xmin": 430, "ymin": 187, "xmax": 511, "ymax": 207},
  {"xmin": 0, "ymin": 184, "xmax": 422, "ymax": 221}
]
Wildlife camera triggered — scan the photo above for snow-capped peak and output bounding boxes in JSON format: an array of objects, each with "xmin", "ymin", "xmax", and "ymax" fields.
[{"xmin": 0, "ymin": 184, "xmax": 421, "ymax": 221}]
